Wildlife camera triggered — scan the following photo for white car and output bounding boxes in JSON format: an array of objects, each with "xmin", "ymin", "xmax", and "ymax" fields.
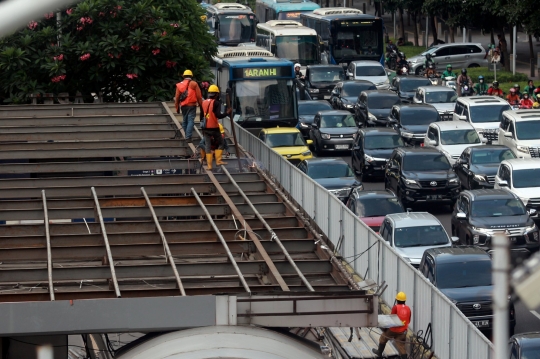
[
  {"xmin": 345, "ymin": 60, "xmax": 390, "ymax": 90},
  {"xmin": 498, "ymin": 110, "xmax": 540, "ymax": 158},
  {"xmin": 494, "ymin": 158, "xmax": 540, "ymax": 211},
  {"xmin": 424, "ymin": 121, "xmax": 486, "ymax": 164},
  {"xmin": 413, "ymin": 86, "xmax": 458, "ymax": 121},
  {"xmin": 453, "ymin": 96, "xmax": 511, "ymax": 144}
]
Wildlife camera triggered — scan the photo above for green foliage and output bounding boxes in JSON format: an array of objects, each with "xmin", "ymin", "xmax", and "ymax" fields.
[
  {"xmin": 0, "ymin": 0, "xmax": 217, "ymax": 104},
  {"xmin": 465, "ymin": 67, "xmax": 529, "ymax": 93}
]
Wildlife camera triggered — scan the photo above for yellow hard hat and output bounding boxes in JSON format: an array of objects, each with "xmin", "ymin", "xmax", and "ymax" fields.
[
  {"xmin": 183, "ymin": 69, "xmax": 193, "ymax": 77},
  {"xmin": 396, "ymin": 292, "xmax": 406, "ymax": 301},
  {"xmin": 219, "ymin": 123, "xmax": 224, "ymax": 133},
  {"xmin": 208, "ymin": 84, "xmax": 220, "ymax": 93}
]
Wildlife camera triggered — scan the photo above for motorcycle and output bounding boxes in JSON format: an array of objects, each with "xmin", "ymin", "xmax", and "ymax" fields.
[
  {"xmin": 386, "ymin": 50, "xmax": 398, "ymax": 70},
  {"xmin": 442, "ymin": 76, "xmax": 457, "ymax": 91},
  {"xmin": 460, "ymin": 81, "xmax": 473, "ymax": 97},
  {"xmin": 397, "ymin": 64, "xmax": 409, "ymax": 76},
  {"xmin": 428, "ymin": 73, "xmax": 440, "ymax": 86}
]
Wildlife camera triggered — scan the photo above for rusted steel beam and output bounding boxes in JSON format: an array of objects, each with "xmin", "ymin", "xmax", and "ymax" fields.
[
  {"xmin": 0, "ymin": 123, "xmax": 173, "ymax": 134},
  {"xmin": 0, "ymin": 130, "xmax": 176, "ymax": 142},
  {"xmin": 0, "ymin": 115, "xmax": 171, "ymax": 126},
  {"xmin": 0, "ymin": 139, "xmax": 189, "ymax": 151},
  {"xmin": 0, "ymin": 103, "xmax": 164, "ymax": 118}
]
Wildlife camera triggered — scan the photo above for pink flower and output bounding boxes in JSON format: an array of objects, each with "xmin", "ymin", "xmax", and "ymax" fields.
[
  {"xmin": 66, "ymin": 8, "xmax": 73, "ymax": 15},
  {"xmin": 108, "ymin": 53, "xmax": 114, "ymax": 58},
  {"xmin": 45, "ymin": 12, "xmax": 54, "ymax": 19},
  {"xmin": 51, "ymin": 74, "xmax": 66, "ymax": 83},
  {"xmin": 201, "ymin": 81, "xmax": 209, "ymax": 89},
  {"xmin": 76, "ymin": 26, "xmax": 83, "ymax": 31},
  {"xmin": 161, "ymin": 31, "xmax": 167, "ymax": 36},
  {"xmin": 131, "ymin": 45, "xmax": 140, "ymax": 51},
  {"xmin": 165, "ymin": 60, "xmax": 177, "ymax": 68},
  {"xmin": 79, "ymin": 53, "xmax": 91, "ymax": 61},
  {"xmin": 170, "ymin": 23, "xmax": 179, "ymax": 28},
  {"xmin": 28, "ymin": 21, "xmax": 38, "ymax": 30},
  {"xmin": 126, "ymin": 73, "xmax": 138, "ymax": 79},
  {"xmin": 80, "ymin": 17, "xmax": 93, "ymax": 24},
  {"xmin": 116, "ymin": 5, "xmax": 122, "ymax": 10},
  {"xmin": 152, "ymin": 48, "xmax": 160, "ymax": 55},
  {"xmin": 53, "ymin": 54, "xmax": 64, "ymax": 61}
]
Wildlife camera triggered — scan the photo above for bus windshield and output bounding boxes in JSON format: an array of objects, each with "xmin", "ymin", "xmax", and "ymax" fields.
[
  {"xmin": 332, "ymin": 20, "xmax": 383, "ymax": 62},
  {"xmin": 218, "ymin": 14, "xmax": 256, "ymax": 44},
  {"xmin": 276, "ymin": 35, "xmax": 319, "ymax": 65},
  {"xmin": 277, "ymin": 10, "xmax": 313, "ymax": 20},
  {"xmin": 234, "ymin": 79, "xmax": 295, "ymax": 122}
]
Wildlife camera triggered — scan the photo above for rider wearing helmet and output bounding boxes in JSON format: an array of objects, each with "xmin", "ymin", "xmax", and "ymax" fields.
[
  {"xmin": 507, "ymin": 87, "xmax": 520, "ymax": 105},
  {"xmin": 425, "ymin": 63, "xmax": 437, "ymax": 78},
  {"xmin": 514, "ymin": 83, "xmax": 522, "ymax": 98},
  {"xmin": 396, "ymin": 52, "xmax": 409, "ymax": 75},
  {"xmin": 474, "ymin": 75, "xmax": 488, "ymax": 95},
  {"xmin": 533, "ymin": 89, "xmax": 540, "ymax": 108},
  {"xmin": 442, "ymin": 64, "xmax": 456, "ymax": 81},
  {"xmin": 294, "ymin": 63, "xmax": 304, "ymax": 80},
  {"xmin": 520, "ymin": 92, "xmax": 534, "ymax": 109},
  {"xmin": 525, "ymin": 80, "xmax": 536, "ymax": 98},
  {"xmin": 424, "ymin": 53, "xmax": 435, "ymax": 70},
  {"xmin": 200, "ymin": 84, "xmax": 231, "ymax": 170},
  {"xmin": 457, "ymin": 68, "xmax": 472, "ymax": 96},
  {"xmin": 488, "ymin": 80, "xmax": 503, "ymax": 97}
]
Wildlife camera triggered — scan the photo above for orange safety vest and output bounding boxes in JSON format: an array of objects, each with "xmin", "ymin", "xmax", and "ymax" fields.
[
  {"xmin": 202, "ymin": 99, "xmax": 219, "ymax": 129},
  {"xmin": 176, "ymin": 79, "xmax": 198, "ymax": 107},
  {"xmin": 390, "ymin": 304, "xmax": 411, "ymax": 333}
]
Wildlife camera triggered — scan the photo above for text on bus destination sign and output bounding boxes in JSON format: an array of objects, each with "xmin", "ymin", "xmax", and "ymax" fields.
[{"xmin": 244, "ymin": 68, "xmax": 277, "ymax": 77}]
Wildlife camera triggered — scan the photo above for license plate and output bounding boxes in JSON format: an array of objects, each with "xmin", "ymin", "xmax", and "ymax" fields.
[
  {"xmin": 426, "ymin": 195, "xmax": 442, "ymax": 200},
  {"xmin": 324, "ymin": 95, "xmax": 331, "ymax": 99},
  {"xmin": 335, "ymin": 145, "xmax": 349, "ymax": 149},
  {"xmin": 472, "ymin": 320, "xmax": 489, "ymax": 328},
  {"xmin": 372, "ymin": 167, "xmax": 381, "ymax": 170}
]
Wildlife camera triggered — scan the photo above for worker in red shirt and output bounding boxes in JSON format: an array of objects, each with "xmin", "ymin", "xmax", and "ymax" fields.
[
  {"xmin": 373, "ymin": 291, "xmax": 411, "ymax": 359},
  {"xmin": 174, "ymin": 69, "xmax": 203, "ymax": 142}
]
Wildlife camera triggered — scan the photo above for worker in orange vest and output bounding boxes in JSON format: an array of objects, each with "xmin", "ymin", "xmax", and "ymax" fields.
[
  {"xmin": 373, "ymin": 291, "xmax": 411, "ymax": 359},
  {"xmin": 174, "ymin": 69, "xmax": 203, "ymax": 142},
  {"xmin": 201, "ymin": 84, "xmax": 231, "ymax": 170}
]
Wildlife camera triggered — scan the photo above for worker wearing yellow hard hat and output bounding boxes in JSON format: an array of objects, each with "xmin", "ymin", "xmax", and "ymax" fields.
[
  {"xmin": 174, "ymin": 69, "xmax": 203, "ymax": 142},
  {"xmin": 200, "ymin": 84, "xmax": 231, "ymax": 170},
  {"xmin": 373, "ymin": 291, "xmax": 411, "ymax": 359}
]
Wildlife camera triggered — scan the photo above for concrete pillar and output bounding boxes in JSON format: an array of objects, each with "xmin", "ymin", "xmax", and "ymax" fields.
[{"xmin": 510, "ymin": 54, "xmax": 515, "ymax": 73}]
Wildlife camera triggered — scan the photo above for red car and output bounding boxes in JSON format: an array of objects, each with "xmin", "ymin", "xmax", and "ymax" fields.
[{"xmin": 346, "ymin": 189, "xmax": 405, "ymax": 232}]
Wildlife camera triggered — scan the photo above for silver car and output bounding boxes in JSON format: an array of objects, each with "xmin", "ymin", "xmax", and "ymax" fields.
[
  {"xmin": 346, "ymin": 60, "xmax": 390, "ymax": 89},
  {"xmin": 408, "ymin": 43, "xmax": 488, "ymax": 75},
  {"xmin": 413, "ymin": 86, "xmax": 458, "ymax": 121},
  {"xmin": 380, "ymin": 212, "xmax": 458, "ymax": 268}
]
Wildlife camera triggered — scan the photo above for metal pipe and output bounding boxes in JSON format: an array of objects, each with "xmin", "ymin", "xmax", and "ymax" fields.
[
  {"xmin": 513, "ymin": 26, "xmax": 517, "ymax": 75},
  {"xmin": 463, "ymin": 27, "xmax": 466, "ymax": 43},
  {"xmin": 190, "ymin": 188, "xmax": 251, "ymax": 293},
  {"xmin": 221, "ymin": 166, "xmax": 314, "ymax": 292},
  {"xmin": 41, "ymin": 190, "xmax": 55, "ymax": 301},
  {"xmin": 140, "ymin": 187, "xmax": 186, "ymax": 296},
  {"xmin": 90, "ymin": 187, "xmax": 121, "ymax": 298},
  {"xmin": 493, "ymin": 234, "xmax": 509, "ymax": 359}
]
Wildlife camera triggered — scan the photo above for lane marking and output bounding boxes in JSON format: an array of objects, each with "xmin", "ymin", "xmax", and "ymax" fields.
[{"xmin": 531, "ymin": 310, "xmax": 540, "ymax": 321}]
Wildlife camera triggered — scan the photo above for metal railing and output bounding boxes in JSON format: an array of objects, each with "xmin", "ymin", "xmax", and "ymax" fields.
[{"xmin": 224, "ymin": 119, "xmax": 494, "ymax": 358}]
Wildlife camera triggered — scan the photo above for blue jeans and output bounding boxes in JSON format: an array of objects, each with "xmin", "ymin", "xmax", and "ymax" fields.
[{"xmin": 181, "ymin": 105, "xmax": 197, "ymax": 139}]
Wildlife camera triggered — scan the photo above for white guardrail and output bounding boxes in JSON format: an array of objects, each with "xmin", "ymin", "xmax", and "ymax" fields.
[{"xmin": 224, "ymin": 119, "xmax": 494, "ymax": 359}]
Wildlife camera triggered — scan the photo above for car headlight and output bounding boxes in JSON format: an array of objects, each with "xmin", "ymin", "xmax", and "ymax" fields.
[
  {"xmin": 449, "ymin": 178, "xmax": 460, "ymax": 185},
  {"xmin": 344, "ymin": 103, "xmax": 354, "ymax": 109},
  {"xmin": 472, "ymin": 226, "xmax": 492, "ymax": 234},
  {"xmin": 301, "ymin": 150, "xmax": 312, "ymax": 156},
  {"xmin": 401, "ymin": 130, "xmax": 414, "ymax": 138},
  {"xmin": 321, "ymin": 133, "xmax": 331, "ymax": 140},
  {"xmin": 309, "ymin": 88, "xmax": 319, "ymax": 93},
  {"xmin": 364, "ymin": 154, "xmax": 375, "ymax": 162},
  {"xmin": 517, "ymin": 145, "xmax": 529, "ymax": 154},
  {"xmin": 473, "ymin": 174, "xmax": 487, "ymax": 182},
  {"xmin": 329, "ymin": 188, "xmax": 351, "ymax": 197},
  {"xmin": 404, "ymin": 179, "xmax": 418, "ymax": 186},
  {"xmin": 524, "ymin": 223, "xmax": 537, "ymax": 233}
]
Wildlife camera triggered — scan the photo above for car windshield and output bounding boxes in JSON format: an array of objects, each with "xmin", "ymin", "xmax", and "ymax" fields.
[
  {"xmin": 420, "ymin": 47, "xmax": 438, "ymax": 56},
  {"xmin": 515, "ymin": 120, "xmax": 540, "ymax": 140},
  {"xmin": 309, "ymin": 68, "xmax": 345, "ymax": 83},
  {"xmin": 469, "ymin": 104, "xmax": 511, "ymax": 123},
  {"xmin": 235, "ymin": 79, "xmax": 295, "ymax": 122},
  {"xmin": 357, "ymin": 197, "xmax": 404, "ymax": 217},
  {"xmin": 401, "ymin": 109, "xmax": 439, "ymax": 125},
  {"xmin": 298, "ymin": 102, "xmax": 332, "ymax": 116},
  {"xmin": 512, "ymin": 168, "xmax": 540, "ymax": 188},
  {"xmin": 266, "ymin": 132, "xmax": 306, "ymax": 147},
  {"xmin": 275, "ymin": 35, "xmax": 319, "ymax": 65},
  {"xmin": 342, "ymin": 82, "xmax": 376, "ymax": 96},
  {"xmin": 471, "ymin": 199, "xmax": 526, "ymax": 217},
  {"xmin": 356, "ymin": 65, "xmax": 386, "ymax": 77},
  {"xmin": 307, "ymin": 162, "xmax": 354, "ymax": 179},
  {"xmin": 470, "ymin": 148, "xmax": 516, "ymax": 164},
  {"xmin": 436, "ymin": 261, "xmax": 492, "ymax": 289},
  {"xmin": 393, "ymin": 225, "xmax": 449, "ymax": 248},
  {"xmin": 400, "ymin": 79, "xmax": 431, "ymax": 92},
  {"xmin": 320, "ymin": 114, "xmax": 356, "ymax": 128},
  {"xmin": 440, "ymin": 129, "xmax": 480, "ymax": 145},
  {"xmin": 368, "ymin": 96, "xmax": 400, "ymax": 109},
  {"xmin": 521, "ymin": 344, "xmax": 540, "ymax": 359},
  {"xmin": 425, "ymin": 91, "xmax": 458, "ymax": 103},
  {"xmin": 402, "ymin": 154, "xmax": 451, "ymax": 171},
  {"xmin": 364, "ymin": 134, "xmax": 404, "ymax": 149}
]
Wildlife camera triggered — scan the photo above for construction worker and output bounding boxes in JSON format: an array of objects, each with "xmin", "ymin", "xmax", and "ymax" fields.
[
  {"xmin": 201, "ymin": 84, "xmax": 231, "ymax": 170},
  {"xmin": 373, "ymin": 291, "xmax": 411, "ymax": 359},
  {"xmin": 174, "ymin": 69, "xmax": 203, "ymax": 142}
]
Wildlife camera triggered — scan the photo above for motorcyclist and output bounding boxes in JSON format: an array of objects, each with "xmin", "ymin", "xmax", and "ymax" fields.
[
  {"xmin": 396, "ymin": 52, "xmax": 409, "ymax": 75},
  {"xmin": 473, "ymin": 75, "xmax": 488, "ymax": 95},
  {"xmin": 524, "ymin": 80, "xmax": 536, "ymax": 98},
  {"xmin": 506, "ymin": 88, "xmax": 520, "ymax": 106},
  {"xmin": 487, "ymin": 81, "xmax": 504, "ymax": 97},
  {"xmin": 514, "ymin": 83, "xmax": 523, "ymax": 98},
  {"xmin": 457, "ymin": 68, "xmax": 472, "ymax": 96},
  {"xmin": 441, "ymin": 64, "xmax": 456, "ymax": 81},
  {"xmin": 386, "ymin": 39, "xmax": 398, "ymax": 54},
  {"xmin": 424, "ymin": 63, "xmax": 437, "ymax": 78},
  {"xmin": 294, "ymin": 63, "xmax": 304, "ymax": 80},
  {"xmin": 520, "ymin": 93, "xmax": 534, "ymax": 109},
  {"xmin": 424, "ymin": 53, "xmax": 435, "ymax": 71},
  {"xmin": 533, "ymin": 93, "xmax": 540, "ymax": 108},
  {"xmin": 534, "ymin": 87, "xmax": 540, "ymax": 102}
]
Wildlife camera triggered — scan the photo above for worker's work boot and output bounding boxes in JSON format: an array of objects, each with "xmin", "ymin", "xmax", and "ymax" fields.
[
  {"xmin": 400, "ymin": 355, "xmax": 408, "ymax": 359},
  {"xmin": 215, "ymin": 149, "xmax": 228, "ymax": 165},
  {"xmin": 372, "ymin": 343, "xmax": 385, "ymax": 358},
  {"xmin": 206, "ymin": 153, "xmax": 214, "ymax": 170},
  {"xmin": 200, "ymin": 149, "xmax": 206, "ymax": 164}
]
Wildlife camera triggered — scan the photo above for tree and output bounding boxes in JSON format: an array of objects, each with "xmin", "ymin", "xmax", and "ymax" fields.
[{"xmin": 0, "ymin": 0, "xmax": 217, "ymax": 104}]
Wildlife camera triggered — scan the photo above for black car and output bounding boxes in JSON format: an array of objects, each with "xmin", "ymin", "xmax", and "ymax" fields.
[
  {"xmin": 390, "ymin": 76, "xmax": 432, "ymax": 103},
  {"xmin": 297, "ymin": 65, "xmax": 345, "ymax": 101},
  {"xmin": 351, "ymin": 128, "xmax": 404, "ymax": 180},
  {"xmin": 384, "ymin": 147, "xmax": 461, "ymax": 208},
  {"xmin": 297, "ymin": 100, "xmax": 333, "ymax": 138},
  {"xmin": 451, "ymin": 190, "xmax": 539, "ymax": 256},
  {"xmin": 310, "ymin": 110, "xmax": 358, "ymax": 154},
  {"xmin": 329, "ymin": 80, "xmax": 376, "ymax": 112},
  {"xmin": 419, "ymin": 246, "xmax": 516, "ymax": 334},
  {"xmin": 297, "ymin": 158, "xmax": 362, "ymax": 202},
  {"xmin": 453, "ymin": 145, "xmax": 516, "ymax": 190},
  {"xmin": 345, "ymin": 189, "xmax": 405, "ymax": 232},
  {"xmin": 387, "ymin": 103, "xmax": 441, "ymax": 145},
  {"xmin": 354, "ymin": 90, "xmax": 401, "ymax": 127},
  {"xmin": 509, "ymin": 332, "xmax": 540, "ymax": 358}
]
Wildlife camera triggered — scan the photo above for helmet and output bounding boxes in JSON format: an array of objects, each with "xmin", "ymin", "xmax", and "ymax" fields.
[
  {"xmin": 208, "ymin": 84, "xmax": 220, "ymax": 93},
  {"xmin": 478, "ymin": 75, "xmax": 484, "ymax": 80},
  {"xmin": 396, "ymin": 292, "xmax": 407, "ymax": 301},
  {"xmin": 183, "ymin": 69, "xmax": 193, "ymax": 77},
  {"xmin": 399, "ymin": 52, "xmax": 405, "ymax": 59},
  {"xmin": 426, "ymin": 53, "xmax": 432, "ymax": 60},
  {"xmin": 294, "ymin": 63, "xmax": 301, "ymax": 69},
  {"xmin": 515, "ymin": 83, "xmax": 520, "ymax": 88},
  {"xmin": 493, "ymin": 81, "xmax": 499, "ymax": 87},
  {"xmin": 446, "ymin": 64, "xmax": 452, "ymax": 69},
  {"xmin": 534, "ymin": 87, "xmax": 540, "ymax": 94},
  {"xmin": 510, "ymin": 88, "xmax": 516, "ymax": 93},
  {"xmin": 461, "ymin": 68, "xmax": 467, "ymax": 75}
]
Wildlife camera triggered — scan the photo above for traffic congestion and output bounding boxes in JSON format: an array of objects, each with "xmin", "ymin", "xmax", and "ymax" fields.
[{"xmin": 198, "ymin": 0, "xmax": 540, "ymax": 350}]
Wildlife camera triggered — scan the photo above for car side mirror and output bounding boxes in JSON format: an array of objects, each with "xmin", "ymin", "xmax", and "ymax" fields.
[
  {"xmin": 306, "ymin": 139, "xmax": 313, "ymax": 145},
  {"xmin": 498, "ymin": 180, "xmax": 508, "ymax": 187},
  {"xmin": 528, "ymin": 208, "xmax": 537, "ymax": 216},
  {"xmin": 311, "ymin": 123, "xmax": 318, "ymax": 129},
  {"xmin": 504, "ymin": 131, "xmax": 513, "ymax": 138},
  {"xmin": 456, "ymin": 212, "xmax": 467, "ymax": 219},
  {"xmin": 450, "ymin": 236, "xmax": 460, "ymax": 243},
  {"xmin": 428, "ymin": 139, "xmax": 438, "ymax": 146},
  {"xmin": 458, "ymin": 115, "xmax": 467, "ymax": 121}
]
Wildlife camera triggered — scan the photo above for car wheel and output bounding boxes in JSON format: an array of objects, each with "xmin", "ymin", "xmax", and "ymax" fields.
[
  {"xmin": 468, "ymin": 63, "xmax": 480, "ymax": 68},
  {"xmin": 415, "ymin": 66, "xmax": 424, "ymax": 76}
]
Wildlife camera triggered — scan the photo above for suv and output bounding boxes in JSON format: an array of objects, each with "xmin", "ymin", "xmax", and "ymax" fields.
[
  {"xmin": 345, "ymin": 60, "xmax": 390, "ymax": 89},
  {"xmin": 419, "ymin": 246, "xmax": 516, "ymax": 334},
  {"xmin": 297, "ymin": 65, "xmax": 345, "ymax": 100},
  {"xmin": 380, "ymin": 212, "xmax": 456, "ymax": 267},
  {"xmin": 498, "ymin": 110, "xmax": 540, "ymax": 158},
  {"xmin": 424, "ymin": 121, "xmax": 485, "ymax": 164},
  {"xmin": 407, "ymin": 43, "xmax": 488, "ymax": 75},
  {"xmin": 258, "ymin": 127, "xmax": 313, "ymax": 164},
  {"xmin": 354, "ymin": 90, "xmax": 401, "ymax": 127},
  {"xmin": 390, "ymin": 76, "xmax": 432, "ymax": 103},
  {"xmin": 388, "ymin": 103, "xmax": 440, "ymax": 145},
  {"xmin": 451, "ymin": 190, "xmax": 539, "ymax": 255},
  {"xmin": 453, "ymin": 96, "xmax": 511, "ymax": 144},
  {"xmin": 413, "ymin": 86, "xmax": 458, "ymax": 121},
  {"xmin": 384, "ymin": 147, "xmax": 461, "ymax": 208}
]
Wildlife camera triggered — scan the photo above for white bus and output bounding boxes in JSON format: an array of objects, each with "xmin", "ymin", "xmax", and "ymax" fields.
[{"xmin": 255, "ymin": 20, "xmax": 322, "ymax": 66}]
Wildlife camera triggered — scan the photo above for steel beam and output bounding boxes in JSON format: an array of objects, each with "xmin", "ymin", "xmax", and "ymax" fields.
[
  {"xmin": 0, "ymin": 115, "xmax": 172, "ymax": 126},
  {"xmin": 41, "ymin": 190, "xmax": 55, "ymax": 301},
  {"xmin": 0, "ymin": 123, "xmax": 173, "ymax": 133},
  {"xmin": 0, "ymin": 130, "xmax": 176, "ymax": 142},
  {"xmin": 0, "ymin": 103, "xmax": 164, "ymax": 118},
  {"xmin": 0, "ymin": 139, "xmax": 190, "ymax": 151}
]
